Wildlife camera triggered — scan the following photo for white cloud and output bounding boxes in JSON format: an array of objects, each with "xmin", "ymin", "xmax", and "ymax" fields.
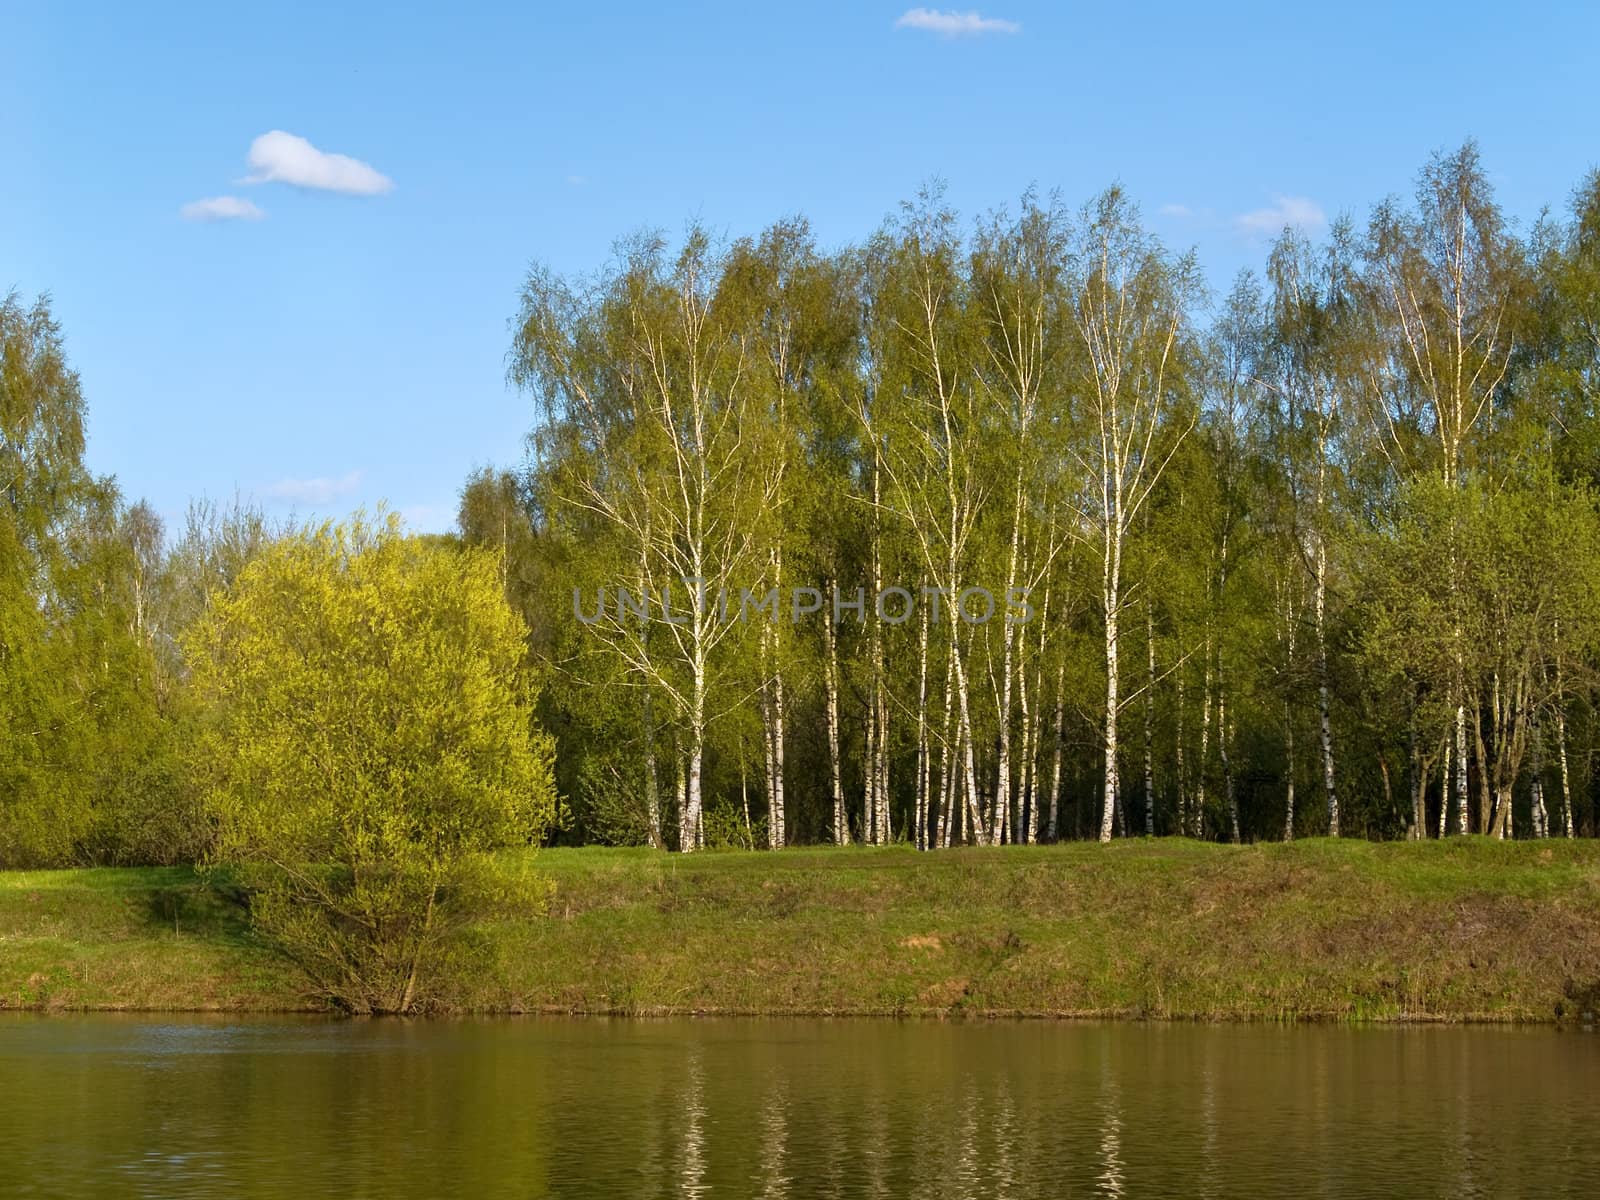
[
  {"xmin": 565, "ymin": 174, "xmax": 588, "ymax": 186},
  {"xmin": 244, "ymin": 131, "xmax": 394, "ymax": 195},
  {"xmin": 181, "ymin": 195, "xmax": 266, "ymax": 222},
  {"xmin": 262, "ymin": 470, "xmax": 364, "ymax": 506},
  {"xmin": 1236, "ymin": 194, "xmax": 1326, "ymax": 237},
  {"xmin": 894, "ymin": 8, "xmax": 1021, "ymax": 36},
  {"xmin": 1158, "ymin": 203, "xmax": 1192, "ymax": 218}
]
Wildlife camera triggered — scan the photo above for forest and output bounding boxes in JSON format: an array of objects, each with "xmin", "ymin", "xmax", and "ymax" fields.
[{"xmin": 6, "ymin": 141, "xmax": 1600, "ymax": 870}]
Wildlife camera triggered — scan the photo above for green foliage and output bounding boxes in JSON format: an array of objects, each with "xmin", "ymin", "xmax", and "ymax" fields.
[
  {"xmin": 571, "ymin": 748, "xmax": 657, "ymax": 846},
  {"xmin": 496, "ymin": 147, "xmax": 1600, "ymax": 849},
  {"xmin": 12, "ymin": 143, "xmax": 1600, "ymax": 871},
  {"xmin": 1, "ymin": 295, "xmax": 177, "ymax": 867},
  {"xmin": 700, "ymin": 798, "xmax": 763, "ymax": 851},
  {"xmin": 182, "ymin": 515, "xmax": 557, "ymax": 1012}
]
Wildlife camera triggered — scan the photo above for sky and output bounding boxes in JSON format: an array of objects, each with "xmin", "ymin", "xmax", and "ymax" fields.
[{"xmin": 4, "ymin": 2, "xmax": 1598, "ymax": 534}]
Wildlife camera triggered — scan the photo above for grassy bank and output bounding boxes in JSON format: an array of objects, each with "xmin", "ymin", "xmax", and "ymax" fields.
[{"xmin": 4, "ymin": 839, "xmax": 1599, "ymax": 1021}]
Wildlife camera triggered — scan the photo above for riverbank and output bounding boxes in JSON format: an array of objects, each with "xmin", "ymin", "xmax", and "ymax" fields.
[{"xmin": 3, "ymin": 839, "xmax": 1598, "ymax": 1021}]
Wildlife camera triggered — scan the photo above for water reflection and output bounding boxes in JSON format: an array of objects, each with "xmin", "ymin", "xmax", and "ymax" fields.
[
  {"xmin": 1197, "ymin": 1036, "xmax": 1219, "ymax": 1200},
  {"xmin": 1096, "ymin": 1056, "xmax": 1124, "ymax": 1198},
  {"xmin": 680, "ymin": 1047, "xmax": 707, "ymax": 1199},
  {"xmin": 1, "ymin": 1015, "xmax": 1596, "ymax": 1198},
  {"xmin": 758, "ymin": 1076, "xmax": 787, "ymax": 1199}
]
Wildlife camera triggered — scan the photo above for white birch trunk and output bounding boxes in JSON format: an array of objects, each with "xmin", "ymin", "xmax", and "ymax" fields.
[
  {"xmin": 1018, "ymin": 632, "xmax": 1035, "ymax": 845},
  {"xmin": 638, "ymin": 535, "xmax": 663, "ymax": 849},
  {"xmin": 1197, "ymin": 641, "xmax": 1212, "ymax": 839},
  {"xmin": 935, "ymin": 636, "xmax": 956, "ymax": 849},
  {"xmin": 1558, "ymin": 708, "xmax": 1574, "ymax": 839},
  {"xmin": 952, "ymin": 628, "xmax": 985, "ymax": 844},
  {"xmin": 940, "ymin": 718, "xmax": 958, "ymax": 848},
  {"xmin": 866, "ymin": 459, "xmax": 883, "ymax": 844},
  {"xmin": 643, "ymin": 686, "xmax": 662, "ymax": 850},
  {"xmin": 1175, "ymin": 668, "xmax": 1187, "ymax": 838},
  {"xmin": 1439, "ymin": 736, "xmax": 1452, "ymax": 838},
  {"xmin": 1013, "ymin": 670, "xmax": 1028, "ymax": 845},
  {"xmin": 1316, "ymin": 533, "xmax": 1338, "ymax": 838},
  {"xmin": 1284, "ymin": 697, "xmax": 1297, "ymax": 842},
  {"xmin": 1047, "ymin": 656, "xmax": 1065, "ymax": 842},
  {"xmin": 740, "ymin": 742, "xmax": 752, "ymax": 849},
  {"xmin": 1024, "ymin": 586, "xmax": 1050, "ymax": 845},
  {"xmin": 915, "ymin": 598, "xmax": 929, "ymax": 849},
  {"xmin": 876, "ymin": 681, "xmax": 892, "ymax": 844},
  {"xmin": 863, "ymin": 675, "xmax": 876, "ymax": 845},
  {"xmin": 1144, "ymin": 600, "xmax": 1156, "ymax": 837},
  {"xmin": 993, "ymin": 482, "xmax": 1024, "ymax": 846},
  {"xmin": 762, "ymin": 625, "xmax": 778, "ymax": 850},
  {"xmin": 771, "ymin": 663, "xmax": 787, "ymax": 850},
  {"xmin": 686, "ymin": 649, "xmax": 706, "ymax": 853},
  {"xmin": 824, "ymin": 606, "xmax": 848, "ymax": 846},
  {"xmin": 675, "ymin": 741, "xmax": 690, "ymax": 852},
  {"xmin": 1100, "ymin": 597, "xmax": 1120, "ymax": 844},
  {"xmin": 1531, "ymin": 711, "xmax": 1547, "ymax": 838},
  {"xmin": 1221, "ymin": 685, "xmax": 1239, "ymax": 844}
]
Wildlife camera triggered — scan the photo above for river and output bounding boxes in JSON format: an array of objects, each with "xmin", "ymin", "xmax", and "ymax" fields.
[{"xmin": 2, "ymin": 1015, "xmax": 1594, "ymax": 1197}]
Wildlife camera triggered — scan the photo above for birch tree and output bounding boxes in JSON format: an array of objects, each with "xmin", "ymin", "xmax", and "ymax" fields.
[
  {"xmin": 513, "ymin": 229, "xmax": 780, "ymax": 851},
  {"xmin": 862, "ymin": 192, "xmax": 990, "ymax": 843},
  {"xmin": 1064, "ymin": 189, "xmax": 1198, "ymax": 842},
  {"xmin": 1263, "ymin": 229, "xmax": 1360, "ymax": 835},
  {"xmin": 1362, "ymin": 142, "xmax": 1525, "ymax": 838},
  {"xmin": 972, "ymin": 194, "xmax": 1070, "ymax": 844}
]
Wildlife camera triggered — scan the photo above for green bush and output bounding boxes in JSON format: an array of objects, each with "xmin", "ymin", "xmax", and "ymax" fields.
[{"xmin": 184, "ymin": 516, "xmax": 557, "ymax": 1013}]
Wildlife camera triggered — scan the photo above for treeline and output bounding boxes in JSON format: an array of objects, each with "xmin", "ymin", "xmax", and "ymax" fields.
[
  {"xmin": 489, "ymin": 142, "xmax": 1600, "ymax": 850},
  {"xmin": 5, "ymin": 142, "xmax": 1600, "ymax": 867}
]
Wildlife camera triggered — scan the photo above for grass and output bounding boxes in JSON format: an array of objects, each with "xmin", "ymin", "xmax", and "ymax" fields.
[
  {"xmin": 0, "ymin": 865, "xmax": 299, "ymax": 1011},
  {"xmin": 3, "ymin": 838, "xmax": 1599, "ymax": 1021}
]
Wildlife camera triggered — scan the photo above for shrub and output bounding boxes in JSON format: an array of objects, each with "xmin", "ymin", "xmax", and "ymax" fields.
[{"xmin": 183, "ymin": 515, "xmax": 557, "ymax": 1012}]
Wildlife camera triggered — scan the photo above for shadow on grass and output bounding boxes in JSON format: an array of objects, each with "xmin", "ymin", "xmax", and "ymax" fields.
[{"xmin": 138, "ymin": 874, "xmax": 254, "ymax": 942}]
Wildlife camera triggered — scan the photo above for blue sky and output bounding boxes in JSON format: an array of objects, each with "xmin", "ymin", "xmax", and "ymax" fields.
[{"xmin": 4, "ymin": 2, "xmax": 1597, "ymax": 533}]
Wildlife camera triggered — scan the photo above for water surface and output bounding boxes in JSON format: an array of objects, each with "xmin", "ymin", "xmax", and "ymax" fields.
[{"xmin": 2, "ymin": 1015, "xmax": 1594, "ymax": 1197}]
